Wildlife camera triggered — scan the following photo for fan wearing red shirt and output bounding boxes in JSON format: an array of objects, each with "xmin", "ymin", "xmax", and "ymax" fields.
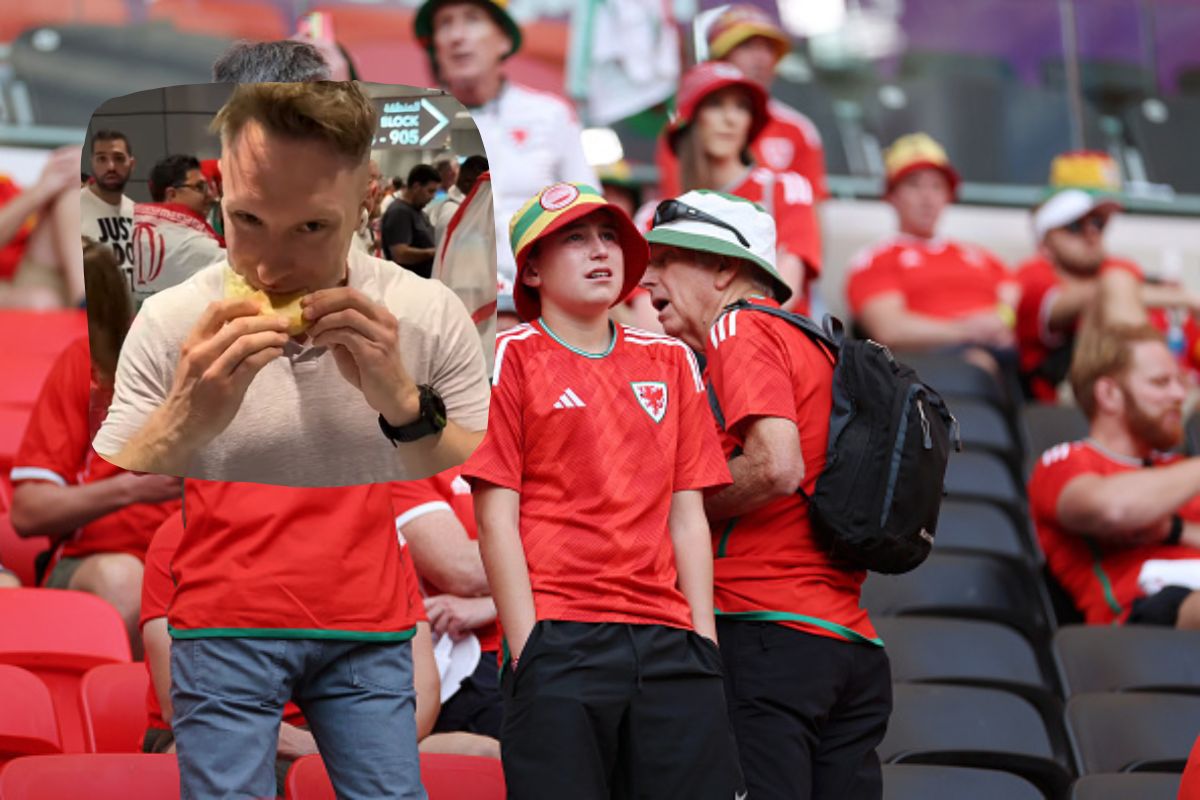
[
  {"xmin": 139, "ymin": 502, "xmax": 441, "ymax": 796},
  {"xmin": 643, "ymin": 190, "xmax": 891, "ymax": 800},
  {"xmin": 847, "ymin": 133, "xmax": 1016, "ymax": 365},
  {"xmin": 0, "ymin": 146, "xmax": 85, "ymax": 308},
  {"xmin": 9, "ymin": 241, "xmax": 181, "ymax": 657},
  {"xmin": 1028, "ymin": 323, "xmax": 1200, "ymax": 628},
  {"xmin": 656, "ymin": 5, "xmax": 828, "ymax": 204},
  {"xmin": 463, "ymin": 183, "xmax": 743, "ymax": 798},
  {"xmin": 660, "ymin": 61, "xmax": 820, "ymax": 315},
  {"xmin": 391, "ymin": 470, "xmax": 504, "ymax": 741},
  {"xmin": 1016, "ymin": 153, "xmax": 1200, "ymax": 401}
]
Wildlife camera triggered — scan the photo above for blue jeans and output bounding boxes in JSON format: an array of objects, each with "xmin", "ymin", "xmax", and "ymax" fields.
[{"xmin": 171, "ymin": 637, "xmax": 426, "ymax": 800}]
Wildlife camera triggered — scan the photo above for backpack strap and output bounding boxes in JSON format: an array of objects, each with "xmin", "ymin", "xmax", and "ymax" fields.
[
  {"xmin": 706, "ymin": 379, "xmax": 727, "ymax": 432},
  {"xmin": 719, "ymin": 299, "xmax": 841, "ymax": 363}
]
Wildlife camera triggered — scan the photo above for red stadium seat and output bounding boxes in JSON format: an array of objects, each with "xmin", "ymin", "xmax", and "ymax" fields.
[
  {"xmin": 285, "ymin": 752, "xmax": 505, "ymax": 800},
  {"xmin": 0, "ymin": 753, "xmax": 179, "ymax": 799},
  {"xmin": 0, "ymin": 665, "xmax": 61, "ymax": 765},
  {"xmin": 79, "ymin": 663, "xmax": 150, "ymax": 754},
  {"xmin": 0, "ymin": 2, "xmax": 128, "ymax": 45},
  {"xmin": 0, "ymin": 589, "xmax": 131, "ymax": 753},
  {"xmin": 0, "ymin": 311, "xmax": 87, "ymax": 359},
  {"xmin": 0, "ymin": 513, "xmax": 49, "ymax": 588},
  {"xmin": 0, "ymin": 407, "xmax": 32, "ymax": 479}
]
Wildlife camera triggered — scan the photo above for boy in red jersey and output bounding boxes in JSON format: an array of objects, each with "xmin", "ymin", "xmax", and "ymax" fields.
[
  {"xmin": 642, "ymin": 190, "xmax": 891, "ymax": 800},
  {"xmin": 462, "ymin": 182, "xmax": 743, "ymax": 798}
]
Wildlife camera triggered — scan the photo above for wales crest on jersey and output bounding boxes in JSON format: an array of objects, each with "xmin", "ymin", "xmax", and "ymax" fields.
[{"xmin": 631, "ymin": 381, "xmax": 668, "ymax": 423}]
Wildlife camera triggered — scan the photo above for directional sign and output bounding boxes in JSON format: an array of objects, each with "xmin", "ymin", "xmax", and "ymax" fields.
[{"xmin": 373, "ymin": 96, "xmax": 456, "ymax": 150}]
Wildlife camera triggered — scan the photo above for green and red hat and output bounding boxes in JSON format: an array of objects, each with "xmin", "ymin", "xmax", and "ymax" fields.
[
  {"xmin": 414, "ymin": 0, "xmax": 522, "ymax": 60},
  {"xmin": 508, "ymin": 182, "xmax": 649, "ymax": 322},
  {"xmin": 706, "ymin": 4, "xmax": 791, "ymax": 63}
]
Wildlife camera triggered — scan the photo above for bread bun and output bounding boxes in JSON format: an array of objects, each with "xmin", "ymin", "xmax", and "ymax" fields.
[{"xmin": 225, "ymin": 268, "xmax": 309, "ymax": 337}]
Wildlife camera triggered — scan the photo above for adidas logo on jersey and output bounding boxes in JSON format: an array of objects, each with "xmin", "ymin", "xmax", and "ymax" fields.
[{"xmin": 553, "ymin": 388, "xmax": 587, "ymax": 409}]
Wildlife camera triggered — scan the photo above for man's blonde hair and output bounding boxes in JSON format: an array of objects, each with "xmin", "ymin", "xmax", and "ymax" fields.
[
  {"xmin": 1069, "ymin": 321, "xmax": 1165, "ymax": 419},
  {"xmin": 211, "ymin": 81, "xmax": 376, "ymax": 163}
]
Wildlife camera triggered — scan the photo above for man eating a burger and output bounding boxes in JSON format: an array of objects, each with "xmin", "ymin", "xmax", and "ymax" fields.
[{"xmin": 93, "ymin": 81, "xmax": 490, "ymax": 487}]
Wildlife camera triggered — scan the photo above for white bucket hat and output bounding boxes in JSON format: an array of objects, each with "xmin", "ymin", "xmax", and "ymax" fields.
[
  {"xmin": 645, "ymin": 190, "xmax": 791, "ymax": 305},
  {"xmin": 1033, "ymin": 188, "xmax": 1121, "ymax": 241}
]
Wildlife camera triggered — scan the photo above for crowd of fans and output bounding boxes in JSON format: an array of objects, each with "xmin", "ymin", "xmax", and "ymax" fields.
[{"xmin": 1, "ymin": 0, "xmax": 1199, "ymax": 797}]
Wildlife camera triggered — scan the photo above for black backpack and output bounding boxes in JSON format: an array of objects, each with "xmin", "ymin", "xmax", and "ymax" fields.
[{"xmin": 706, "ymin": 300, "xmax": 960, "ymax": 574}]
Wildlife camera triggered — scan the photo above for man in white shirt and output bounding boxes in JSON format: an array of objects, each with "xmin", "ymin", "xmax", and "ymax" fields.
[
  {"xmin": 94, "ymin": 81, "xmax": 489, "ymax": 488},
  {"xmin": 131, "ymin": 154, "xmax": 224, "ymax": 304},
  {"xmin": 433, "ymin": 154, "xmax": 488, "ymax": 246},
  {"xmin": 414, "ymin": 0, "xmax": 597, "ymax": 295},
  {"xmin": 81, "ymin": 130, "xmax": 136, "ymax": 291}
]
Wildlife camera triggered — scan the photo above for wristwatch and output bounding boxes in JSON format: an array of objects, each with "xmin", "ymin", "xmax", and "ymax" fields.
[{"xmin": 378, "ymin": 384, "xmax": 447, "ymax": 444}]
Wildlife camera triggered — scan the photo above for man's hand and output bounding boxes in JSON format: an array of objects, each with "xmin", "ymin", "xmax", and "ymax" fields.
[
  {"xmin": 304, "ymin": 287, "xmax": 420, "ymax": 425},
  {"xmin": 158, "ymin": 299, "xmax": 289, "ymax": 451},
  {"xmin": 114, "ymin": 472, "xmax": 182, "ymax": 505},
  {"xmin": 36, "ymin": 146, "xmax": 82, "ymax": 200},
  {"xmin": 957, "ymin": 311, "xmax": 1015, "ymax": 349},
  {"xmin": 424, "ymin": 594, "xmax": 497, "ymax": 640}
]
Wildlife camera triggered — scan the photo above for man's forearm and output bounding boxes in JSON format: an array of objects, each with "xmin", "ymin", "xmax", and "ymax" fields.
[
  {"xmin": 864, "ymin": 308, "xmax": 974, "ymax": 350},
  {"xmin": 705, "ymin": 451, "xmax": 791, "ymax": 522},
  {"xmin": 0, "ymin": 184, "xmax": 54, "ymax": 246},
  {"xmin": 1085, "ymin": 459, "xmax": 1200, "ymax": 535},
  {"xmin": 104, "ymin": 398, "xmax": 199, "ymax": 476},
  {"xmin": 11, "ymin": 477, "xmax": 141, "ymax": 539},
  {"xmin": 388, "ymin": 243, "xmax": 436, "ymax": 265},
  {"xmin": 386, "ymin": 421, "xmax": 485, "ymax": 481}
]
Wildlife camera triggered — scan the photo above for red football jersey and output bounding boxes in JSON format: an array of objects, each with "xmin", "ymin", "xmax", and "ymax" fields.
[
  {"xmin": 168, "ymin": 481, "xmax": 421, "ymax": 639},
  {"xmin": 140, "ymin": 509, "xmax": 425, "ymax": 729},
  {"xmin": 705, "ymin": 297, "xmax": 879, "ymax": 645},
  {"xmin": 10, "ymin": 337, "xmax": 179, "ymax": 565},
  {"xmin": 0, "ymin": 176, "xmax": 33, "ymax": 281},
  {"xmin": 391, "ymin": 469, "xmax": 501, "ymax": 652},
  {"xmin": 846, "ymin": 236, "xmax": 1009, "ymax": 318},
  {"xmin": 1028, "ymin": 440, "xmax": 1200, "ymax": 624},
  {"xmin": 1015, "ymin": 256, "xmax": 1142, "ymax": 401},
  {"xmin": 655, "ymin": 99, "xmax": 828, "ymax": 202},
  {"xmin": 462, "ymin": 321, "xmax": 731, "ymax": 629}
]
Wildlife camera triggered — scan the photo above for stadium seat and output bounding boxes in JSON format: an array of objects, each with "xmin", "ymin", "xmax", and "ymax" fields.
[
  {"xmin": 874, "ymin": 617, "xmax": 1054, "ymax": 703},
  {"xmin": 934, "ymin": 499, "xmax": 1030, "ymax": 563},
  {"xmin": 881, "ymin": 763, "xmax": 1042, "ymax": 800},
  {"xmin": 1023, "ymin": 403, "xmax": 1089, "ymax": 478},
  {"xmin": 0, "ymin": 408, "xmax": 32, "ymax": 479},
  {"xmin": 1070, "ymin": 772, "xmax": 1182, "ymax": 800},
  {"xmin": 1186, "ymin": 410, "xmax": 1200, "ymax": 456},
  {"xmin": 285, "ymin": 752, "xmax": 505, "ymax": 800},
  {"xmin": 943, "ymin": 451, "xmax": 1027, "ymax": 526},
  {"xmin": 1066, "ymin": 692, "xmax": 1200, "ymax": 774},
  {"xmin": 899, "ymin": 352, "xmax": 1011, "ymax": 413},
  {"xmin": 0, "ymin": 513, "xmax": 49, "ymax": 589},
  {"xmin": 146, "ymin": 0, "xmax": 288, "ymax": 41},
  {"xmin": 944, "ymin": 398, "xmax": 1021, "ymax": 472},
  {"xmin": 79, "ymin": 663, "xmax": 150, "ymax": 754},
  {"xmin": 0, "ymin": 589, "xmax": 131, "ymax": 753},
  {"xmin": 1053, "ymin": 626, "xmax": 1200, "ymax": 697},
  {"xmin": 0, "ymin": 753, "xmax": 179, "ymax": 799},
  {"xmin": 880, "ymin": 683, "xmax": 1072, "ymax": 799},
  {"xmin": 862, "ymin": 552, "xmax": 1051, "ymax": 641},
  {"xmin": 0, "ymin": 665, "xmax": 61, "ymax": 764}
]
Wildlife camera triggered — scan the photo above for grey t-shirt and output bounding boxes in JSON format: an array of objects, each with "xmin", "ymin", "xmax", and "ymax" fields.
[
  {"xmin": 381, "ymin": 199, "xmax": 435, "ymax": 279},
  {"xmin": 93, "ymin": 247, "xmax": 490, "ymax": 487}
]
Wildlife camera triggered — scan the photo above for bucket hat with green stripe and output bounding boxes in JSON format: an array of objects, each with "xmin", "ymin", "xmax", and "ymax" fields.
[
  {"xmin": 509, "ymin": 182, "xmax": 649, "ymax": 322},
  {"xmin": 646, "ymin": 189, "xmax": 792, "ymax": 305}
]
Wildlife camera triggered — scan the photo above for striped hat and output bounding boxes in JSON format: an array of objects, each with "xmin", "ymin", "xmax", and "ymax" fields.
[
  {"xmin": 415, "ymin": 0, "xmax": 521, "ymax": 59},
  {"xmin": 706, "ymin": 5, "xmax": 791, "ymax": 62},
  {"xmin": 508, "ymin": 182, "xmax": 649, "ymax": 322},
  {"xmin": 646, "ymin": 190, "xmax": 792, "ymax": 305},
  {"xmin": 884, "ymin": 133, "xmax": 960, "ymax": 196}
]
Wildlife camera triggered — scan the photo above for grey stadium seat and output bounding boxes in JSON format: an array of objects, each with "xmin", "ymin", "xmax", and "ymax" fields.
[
  {"xmin": 1066, "ymin": 692, "xmax": 1200, "ymax": 774},
  {"xmin": 1070, "ymin": 772, "xmax": 1182, "ymax": 800},
  {"xmin": 1054, "ymin": 626, "xmax": 1200, "ymax": 697},
  {"xmin": 882, "ymin": 764, "xmax": 1043, "ymax": 800}
]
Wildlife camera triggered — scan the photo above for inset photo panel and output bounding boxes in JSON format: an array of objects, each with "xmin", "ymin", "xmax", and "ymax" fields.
[{"xmin": 81, "ymin": 79, "xmax": 496, "ymax": 488}]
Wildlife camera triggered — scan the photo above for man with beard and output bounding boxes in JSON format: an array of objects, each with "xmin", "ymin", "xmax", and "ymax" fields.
[
  {"xmin": 131, "ymin": 154, "xmax": 223, "ymax": 304},
  {"xmin": 81, "ymin": 130, "xmax": 136, "ymax": 289},
  {"xmin": 1015, "ymin": 152, "xmax": 1200, "ymax": 401},
  {"xmin": 413, "ymin": 0, "xmax": 596, "ymax": 294},
  {"xmin": 1028, "ymin": 322, "xmax": 1200, "ymax": 629}
]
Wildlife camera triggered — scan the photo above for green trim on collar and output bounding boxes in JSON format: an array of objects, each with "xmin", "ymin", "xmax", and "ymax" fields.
[{"xmin": 539, "ymin": 317, "xmax": 616, "ymax": 358}]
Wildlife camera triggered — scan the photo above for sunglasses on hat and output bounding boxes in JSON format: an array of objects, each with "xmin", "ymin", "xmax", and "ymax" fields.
[
  {"xmin": 1063, "ymin": 213, "xmax": 1108, "ymax": 235},
  {"xmin": 653, "ymin": 199, "xmax": 750, "ymax": 248}
]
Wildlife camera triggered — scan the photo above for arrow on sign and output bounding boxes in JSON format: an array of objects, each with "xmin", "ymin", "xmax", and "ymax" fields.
[{"xmin": 419, "ymin": 98, "xmax": 449, "ymax": 146}]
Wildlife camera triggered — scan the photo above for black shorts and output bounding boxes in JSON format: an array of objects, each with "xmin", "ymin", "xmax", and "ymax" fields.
[
  {"xmin": 500, "ymin": 620, "xmax": 744, "ymax": 800},
  {"xmin": 433, "ymin": 649, "xmax": 503, "ymax": 738},
  {"xmin": 717, "ymin": 617, "xmax": 892, "ymax": 800},
  {"xmin": 1127, "ymin": 585, "xmax": 1193, "ymax": 626}
]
